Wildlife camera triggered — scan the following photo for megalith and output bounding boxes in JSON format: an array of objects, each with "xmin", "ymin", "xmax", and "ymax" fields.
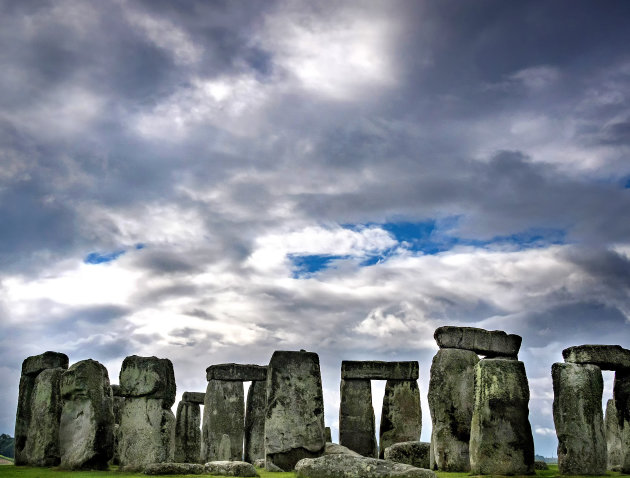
[
  {"xmin": 59, "ymin": 359, "xmax": 114, "ymax": 469},
  {"xmin": 339, "ymin": 378, "xmax": 377, "ymax": 457},
  {"xmin": 428, "ymin": 348, "xmax": 479, "ymax": 471},
  {"xmin": 613, "ymin": 370, "xmax": 630, "ymax": 474},
  {"xmin": 15, "ymin": 351, "xmax": 68, "ymax": 466},
  {"xmin": 434, "ymin": 326, "xmax": 521, "ymax": 357},
  {"xmin": 605, "ymin": 399, "xmax": 623, "ymax": 470},
  {"xmin": 379, "ymin": 379, "xmax": 422, "ymax": 458},
  {"xmin": 118, "ymin": 355, "xmax": 176, "ymax": 470},
  {"xmin": 469, "ymin": 358, "xmax": 534, "ymax": 475},
  {"xmin": 110, "ymin": 385, "xmax": 124, "ymax": 465},
  {"xmin": 265, "ymin": 350, "xmax": 326, "ymax": 471},
  {"xmin": 175, "ymin": 399, "xmax": 201, "ymax": 463},
  {"xmin": 244, "ymin": 379, "xmax": 267, "ymax": 463},
  {"xmin": 552, "ymin": 362, "xmax": 606, "ymax": 475},
  {"xmin": 201, "ymin": 379, "xmax": 244, "ymax": 461}
]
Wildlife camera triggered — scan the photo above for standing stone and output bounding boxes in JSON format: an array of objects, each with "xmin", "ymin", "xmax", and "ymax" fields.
[
  {"xmin": 325, "ymin": 427, "xmax": 332, "ymax": 443},
  {"xmin": 379, "ymin": 380, "xmax": 422, "ymax": 458},
  {"xmin": 202, "ymin": 380, "xmax": 244, "ymax": 462},
  {"xmin": 339, "ymin": 379, "xmax": 377, "ymax": 457},
  {"xmin": 14, "ymin": 351, "xmax": 68, "ymax": 466},
  {"xmin": 265, "ymin": 350, "xmax": 326, "ymax": 471},
  {"xmin": 111, "ymin": 385, "xmax": 125, "ymax": 466},
  {"xmin": 118, "ymin": 355, "xmax": 176, "ymax": 470},
  {"xmin": 175, "ymin": 400, "xmax": 201, "ymax": 463},
  {"xmin": 59, "ymin": 359, "xmax": 114, "ymax": 469},
  {"xmin": 605, "ymin": 399, "xmax": 623, "ymax": 470},
  {"xmin": 613, "ymin": 370, "xmax": 630, "ymax": 473},
  {"xmin": 428, "ymin": 348, "xmax": 479, "ymax": 471},
  {"xmin": 552, "ymin": 362, "xmax": 606, "ymax": 475},
  {"xmin": 244, "ymin": 380, "xmax": 266, "ymax": 463},
  {"xmin": 469, "ymin": 359, "xmax": 534, "ymax": 475}
]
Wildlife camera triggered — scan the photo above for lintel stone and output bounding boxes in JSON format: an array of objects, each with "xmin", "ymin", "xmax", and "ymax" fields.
[
  {"xmin": 563, "ymin": 345, "xmax": 630, "ymax": 371},
  {"xmin": 22, "ymin": 351, "xmax": 69, "ymax": 376},
  {"xmin": 434, "ymin": 326, "xmax": 521, "ymax": 357},
  {"xmin": 341, "ymin": 361, "xmax": 419, "ymax": 380},
  {"xmin": 182, "ymin": 392, "xmax": 205, "ymax": 404},
  {"xmin": 206, "ymin": 364, "xmax": 267, "ymax": 382}
]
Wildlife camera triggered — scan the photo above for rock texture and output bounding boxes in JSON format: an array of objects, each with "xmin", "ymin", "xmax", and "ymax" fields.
[
  {"xmin": 341, "ymin": 361, "xmax": 419, "ymax": 381},
  {"xmin": 119, "ymin": 355, "xmax": 176, "ymax": 407},
  {"xmin": 434, "ymin": 326, "xmax": 521, "ymax": 357},
  {"xmin": 384, "ymin": 441, "xmax": 431, "ymax": 469},
  {"xmin": 59, "ymin": 359, "xmax": 114, "ymax": 469},
  {"xmin": 613, "ymin": 370, "xmax": 630, "ymax": 473},
  {"xmin": 182, "ymin": 392, "xmax": 205, "ymax": 404},
  {"xmin": 325, "ymin": 427, "xmax": 332, "ymax": 443},
  {"xmin": 294, "ymin": 454, "xmax": 436, "ymax": 478},
  {"xmin": 428, "ymin": 348, "xmax": 478, "ymax": 471},
  {"xmin": 469, "ymin": 359, "xmax": 534, "ymax": 475},
  {"xmin": 324, "ymin": 443, "xmax": 361, "ymax": 457},
  {"xmin": 175, "ymin": 400, "xmax": 201, "ymax": 463},
  {"xmin": 563, "ymin": 345, "xmax": 630, "ymax": 371},
  {"xmin": 605, "ymin": 400, "xmax": 623, "ymax": 471},
  {"xmin": 204, "ymin": 460, "xmax": 260, "ymax": 476},
  {"xmin": 202, "ymin": 379, "xmax": 244, "ymax": 462},
  {"xmin": 144, "ymin": 462, "xmax": 205, "ymax": 474},
  {"xmin": 111, "ymin": 384, "xmax": 125, "ymax": 465},
  {"xmin": 379, "ymin": 380, "xmax": 421, "ymax": 458},
  {"xmin": 265, "ymin": 350, "xmax": 326, "ymax": 471},
  {"xmin": 339, "ymin": 378, "xmax": 377, "ymax": 457},
  {"xmin": 244, "ymin": 380, "xmax": 266, "ymax": 463},
  {"xmin": 552, "ymin": 362, "xmax": 606, "ymax": 475},
  {"xmin": 22, "ymin": 351, "xmax": 69, "ymax": 376},
  {"xmin": 206, "ymin": 364, "xmax": 268, "ymax": 382}
]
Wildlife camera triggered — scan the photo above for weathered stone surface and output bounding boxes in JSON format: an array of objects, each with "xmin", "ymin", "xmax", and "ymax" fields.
[
  {"xmin": 21, "ymin": 368, "xmax": 65, "ymax": 466},
  {"xmin": 552, "ymin": 362, "xmax": 606, "ymax": 475},
  {"xmin": 206, "ymin": 364, "xmax": 268, "ymax": 382},
  {"xmin": 339, "ymin": 379, "xmax": 377, "ymax": 458},
  {"xmin": 379, "ymin": 380, "xmax": 421, "ymax": 459},
  {"xmin": 175, "ymin": 401, "xmax": 201, "ymax": 463},
  {"xmin": 119, "ymin": 398, "xmax": 176, "ymax": 470},
  {"xmin": 265, "ymin": 350, "xmax": 326, "ymax": 471},
  {"xmin": 111, "ymin": 384, "xmax": 122, "ymax": 397},
  {"xmin": 469, "ymin": 359, "xmax": 534, "ymax": 475},
  {"xmin": 22, "ymin": 351, "xmax": 69, "ymax": 377},
  {"xmin": 325, "ymin": 427, "xmax": 332, "ymax": 443},
  {"xmin": 111, "ymin": 387, "xmax": 125, "ymax": 466},
  {"xmin": 254, "ymin": 458, "xmax": 265, "ymax": 468},
  {"xmin": 205, "ymin": 460, "xmax": 260, "ymax": 476},
  {"xmin": 563, "ymin": 345, "xmax": 630, "ymax": 371},
  {"xmin": 201, "ymin": 380, "xmax": 244, "ymax": 462},
  {"xmin": 605, "ymin": 399, "xmax": 623, "ymax": 470},
  {"xmin": 535, "ymin": 461, "xmax": 549, "ymax": 470},
  {"xmin": 144, "ymin": 462, "xmax": 205, "ymax": 474},
  {"xmin": 428, "ymin": 348, "xmax": 478, "ymax": 471},
  {"xmin": 295, "ymin": 454, "xmax": 436, "ymax": 478},
  {"xmin": 183, "ymin": 392, "xmax": 205, "ymax": 404},
  {"xmin": 119, "ymin": 355, "xmax": 176, "ymax": 407},
  {"xmin": 341, "ymin": 361, "xmax": 419, "ymax": 381},
  {"xmin": 434, "ymin": 326, "xmax": 521, "ymax": 357},
  {"xmin": 265, "ymin": 460, "xmax": 284, "ymax": 472},
  {"xmin": 59, "ymin": 359, "xmax": 114, "ymax": 469},
  {"xmin": 324, "ymin": 443, "xmax": 361, "ymax": 457},
  {"xmin": 613, "ymin": 370, "xmax": 630, "ymax": 473},
  {"xmin": 218, "ymin": 434, "xmax": 232, "ymax": 461},
  {"xmin": 244, "ymin": 380, "xmax": 266, "ymax": 463},
  {"xmin": 384, "ymin": 442, "xmax": 430, "ymax": 470}
]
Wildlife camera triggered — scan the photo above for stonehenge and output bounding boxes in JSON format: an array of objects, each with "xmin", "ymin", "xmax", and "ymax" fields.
[
  {"xmin": 339, "ymin": 378, "xmax": 377, "ymax": 457},
  {"xmin": 244, "ymin": 379, "xmax": 266, "ymax": 463},
  {"xmin": 379, "ymin": 379, "xmax": 422, "ymax": 458},
  {"xmin": 175, "ymin": 394, "xmax": 202, "ymax": 463},
  {"xmin": 605, "ymin": 399, "xmax": 623, "ymax": 470}
]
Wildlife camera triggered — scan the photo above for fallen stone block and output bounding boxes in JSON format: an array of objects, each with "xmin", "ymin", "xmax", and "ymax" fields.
[
  {"xmin": 563, "ymin": 345, "xmax": 630, "ymax": 371},
  {"xmin": 324, "ymin": 443, "xmax": 361, "ymax": 457},
  {"xmin": 384, "ymin": 442, "xmax": 431, "ymax": 470},
  {"xmin": 434, "ymin": 326, "xmax": 521, "ymax": 357},
  {"xmin": 294, "ymin": 454, "xmax": 436, "ymax": 478},
  {"xmin": 206, "ymin": 364, "xmax": 268, "ymax": 382},
  {"xmin": 182, "ymin": 392, "xmax": 205, "ymax": 404},
  {"xmin": 144, "ymin": 462, "xmax": 205, "ymax": 474},
  {"xmin": 204, "ymin": 460, "xmax": 260, "ymax": 476},
  {"xmin": 341, "ymin": 361, "xmax": 419, "ymax": 380}
]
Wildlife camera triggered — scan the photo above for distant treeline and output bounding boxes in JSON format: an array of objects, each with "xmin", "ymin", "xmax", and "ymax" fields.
[{"xmin": 0, "ymin": 434, "xmax": 14, "ymax": 458}]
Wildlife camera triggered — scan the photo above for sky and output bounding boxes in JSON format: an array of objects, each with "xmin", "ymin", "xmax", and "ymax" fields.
[{"xmin": 1, "ymin": 0, "xmax": 630, "ymax": 458}]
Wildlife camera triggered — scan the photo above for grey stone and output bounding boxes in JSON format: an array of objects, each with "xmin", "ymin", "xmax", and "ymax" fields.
[
  {"xmin": 204, "ymin": 460, "xmax": 260, "ymax": 476},
  {"xmin": 244, "ymin": 380, "xmax": 266, "ymax": 463},
  {"xmin": 427, "ymin": 348, "xmax": 478, "ymax": 471},
  {"xmin": 22, "ymin": 351, "xmax": 69, "ymax": 377},
  {"xmin": 325, "ymin": 427, "xmax": 332, "ymax": 443},
  {"xmin": 339, "ymin": 379, "xmax": 377, "ymax": 457},
  {"xmin": 384, "ymin": 442, "xmax": 430, "ymax": 470},
  {"xmin": 265, "ymin": 460, "xmax": 284, "ymax": 472},
  {"xmin": 324, "ymin": 443, "xmax": 361, "ymax": 457},
  {"xmin": 265, "ymin": 350, "xmax": 326, "ymax": 471},
  {"xmin": 535, "ymin": 461, "xmax": 548, "ymax": 470},
  {"xmin": 218, "ymin": 434, "xmax": 232, "ymax": 461},
  {"xmin": 254, "ymin": 458, "xmax": 265, "ymax": 468},
  {"xmin": 605, "ymin": 399, "xmax": 623, "ymax": 470},
  {"xmin": 119, "ymin": 355, "xmax": 176, "ymax": 407},
  {"xmin": 144, "ymin": 462, "xmax": 205, "ymax": 474},
  {"xmin": 118, "ymin": 398, "xmax": 176, "ymax": 470},
  {"xmin": 111, "ymin": 390, "xmax": 125, "ymax": 466},
  {"xmin": 111, "ymin": 384, "xmax": 123, "ymax": 397},
  {"xmin": 613, "ymin": 370, "xmax": 630, "ymax": 473},
  {"xmin": 175, "ymin": 400, "xmax": 201, "ymax": 463},
  {"xmin": 341, "ymin": 361, "xmax": 419, "ymax": 381},
  {"xmin": 183, "ymin": 392, "xmax": 205, "ymax": 404},
  {"xmin": 469, "ymin": 359, "xmax": 534, "ymax": 475},
  {"xmin": 59, "ymin": 359, "xmax": 114, "ymax": 470},
  {"xmin": 379, "ymin": 380, "xmax": 421, "ymax": 459},
  {"xmin": 21, "ymin": 367, "xmax": 65, "ymax": 466},
  {"xmin": 294, "ymin": 454, "xmax": 436, "ymax": 478},
  {"xmin": 201, "ymin": 380, "xmax": 244, "ymax": 462},
  {"xmin": 552, "ymin": 362, "xmax": 606, "ymax": 475},
  {"xmin": 563, "ymin": 345, "xmax": 630, "ymax": 371},
  {"xmin": 434, "ymin": 326, "xmax": 521, "ymax": 357},
  {"xmin": 206, "ymin": 364, "xmax": 268, "ymax": 382}
]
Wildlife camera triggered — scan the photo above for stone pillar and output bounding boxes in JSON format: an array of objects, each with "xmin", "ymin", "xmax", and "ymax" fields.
[
  {"xmin": 265, "ymin": 350, "xmax": 325, "ymax": 471},
  {"xmin": 201, "ymin": 380, "xmax": 244, "ymax": 462},
  {"xmin": 379, "ymin": 379, "xmax": 421, "ymax": 458},
  {"xmin": 59, "ymin": 359, "xmax": 114, "ymax": 470},
  {"xmin": 552, "ymin": 362, "xmax": 606, "ymax": 475},
  {"xmin": 110, "ymin": 385, "xmax": 124, "ymax": 465},
  {"xmin": 469, "ymin": 359, "xmax": 534, "ymax": 475},
  {"xmin": 339, "ymin": 378, "xmax": 377, "ymax": 457},
  {"xmin": 613, "ymin": 370, "xmax": 630, "ymax": 474},
  {"xmin": 14, "ymin": 351, "xmax": 68, "ymax": 466},
  {"xmin": 118, "ymin": 355, "xmax": 176, "ymax": 471},
  {"xmin": 428, "ymin": 348, "xmax": 478, "ymax": 471},
  {"xmin": 175, "ymin": 400, "xmax": 201, "ymax": 463},
  {"xmin": 605, "ymin": 399, "xmax": 623, "ymax": 470},
  {"xmin": 244, "ymin": 380, "xmax": 266, "ymax": 463}
]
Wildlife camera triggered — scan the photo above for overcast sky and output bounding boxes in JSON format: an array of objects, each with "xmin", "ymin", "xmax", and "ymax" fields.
[{"xmin": 1, "ymin": 0, "xmax": 630, "ymax": 458}]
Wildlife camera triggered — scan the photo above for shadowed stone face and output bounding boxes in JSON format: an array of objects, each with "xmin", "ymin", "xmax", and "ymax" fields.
[
  {"xmin": 605, "ymin": 399, "xmax": 623, "ymax": 470},
  {"xmin": 182, "ymin": 392, "xmax": 205, "ymax": 404},
  {"xmin": 341, "ymin": 362, "xmax": 419, "ymax": 381},
  {"xmin": 613, "ymin": 370, "xmax": 630, "ymax": 473},
  {"xmin": 339, "ymin": 378, "xmax": 377, "ymax": 458},
  {"xmin": 206, "ymin": 364, "xmax": 268, "ymax": 382},
  {"xmin": 22, "ymin": 352, "xmax": 69, "ymax": 377},
  {"xmin": 201, "ymin": 379, "xmax": 244, "ymax": 462},
  {"xmin": 244, "ymin": 380, "xmax": 266, "ymax": 463},
  {"xmin": 383, "ymin": 441, "xmax": 431, "ymax": 469},
  {"xmin": 175, "ymin": 401, "xmax": 201, "ymax": 463},
  {"xmin": 434, "ymin": 326, "xmax": 521, "ymax": 357},
  {"xmin": 552, "ymin": 362, "xmax": 606, "ymax": 475},
  {"xmin": 563, "ymin": 345, "xmax": 630, "ymax": 371},
  {"xmin": 379, "ymin": 380, "xmax": 421, "ymax": 459}
]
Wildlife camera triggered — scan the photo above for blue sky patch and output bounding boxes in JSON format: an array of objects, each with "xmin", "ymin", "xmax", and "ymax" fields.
[
  {"xmin": 84, "ymin": 250, "xmax": 126, "ymax": 265},
  {"xmin": 290, "ymin": 254, "xmax": 349, "ymax": 278}
]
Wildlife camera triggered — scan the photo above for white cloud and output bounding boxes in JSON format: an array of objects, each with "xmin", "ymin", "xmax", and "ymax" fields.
[{"xmin": 534, "ymin": 426, "xmax": 556, "ymax": 437}]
